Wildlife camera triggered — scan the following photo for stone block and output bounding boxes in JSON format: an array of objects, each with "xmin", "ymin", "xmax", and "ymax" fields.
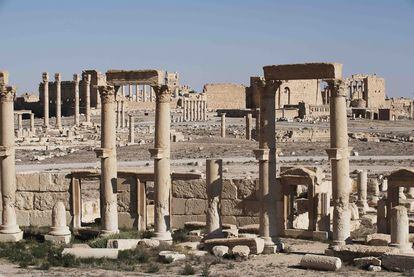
[
  {"xmin": 263, "ymin": 63, "xmax": 342, "ymax": 81},
  {"xmin": 16, "ymin": 172, "xmax": 40, "ymax": 191},
  {"xmin": 238, "ymin": 224, "xmax": 259, "ymax": 234},
  {"xmin": 221, "ymin": 199, "xmax": 243, "ymax": 216},
  {"xmin": 0, "ymin": 231, "xmax": 23, "ymax": 242},
  {"xmin": 236, "ymin": 216, "xmax": 259, "ymax": 227},
  {"xmin": 29, "ymin": 210, "xmax": 52, "ymax": 226},
  {"xmin": 212, "ymin": 245, "xmax": 229, "ymax": 257},
  {"xmin": 117, "ymin": 176, "xmax": 135, "ymax": 192},
  {"xmin": 34, "ymin": 192, "xmax": 70, "ymax": 211},
  {"xmin": 44, "ymin": 234, "xmax": 71, "ymax": 244},
  {"xmin": 366, "ymin": 233, "xmax": 390, "ymax": 246},
  {"xmin": 382, "ymin": 252, "xmax": 414, "ymax": 272},
  {"xmin": 221, "ymin": 179, "xmax": 237, "ymax": 199},
  {"xmin": 242, "ymin": 200, "xmax": 260, "ymax": 216},
  {"xmin": 300, "ymin": 254, "xmax": 341, "ymax": 271},
  {"xmin": 232, "ymin": 245, "xmax": 250, "ymax": 259},
  {"xmin": 118, "ymin": 212, "xmax": 137, "ymax": 229},
  {"xmin": 40, "ymin": 172, "xmax": 70, "ymax": 192},
  {"xmin": 171, "ymin": 198, "xmax": 186, "ymax": 215},
  {"xmin": 16, "ymin": 210, "xmax": 30, "ymax": 226},
  {"xmin": 353, "ymin": 256, "xmax": 381, "ymax": 268},
  {"xmin": 62, "ymin": 248, "xmax": 119, "ymax": 259},
  {"xmin": 172, "ymin": 179, "xmax": 207, "ymax": 199},
  {"xmin": 107, "ymin": 239, "xmax": 141, "ymax": 250},
  {"xmin": 117, "ymin": 191, "xmax": 131, "ymax": 212},
  {"xmin": 15, "ymin": 192, "xmax": 34, "ymax": 210},
  {"xmin": 172, "ymin": 215, "xmax": 198, "ymax": 229},
  {"xmin": 325, "ymin": 244, "xmax": 399, "ymax": 262},
  {"xmin": 158, "ymin": 251, "xmax": 186, "ymax": 263},
  {"xmin": 185, "ymin": 199, "xmax": 207, "ymax": 215},
  {"xmin": 234, "ymin": 179, "xmax": 257, "ymax": 200},
  {"xmin": 204, "ymin": 237, "xmax": 264, "ymax": 254},
  {"xmin": 221, "ymin": 216, "xmax": 237, "ymax": 225}
]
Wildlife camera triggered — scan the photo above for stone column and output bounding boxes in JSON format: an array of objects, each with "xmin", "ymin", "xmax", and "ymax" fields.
[
  {"xmin": 143, "ymin": 85, "xmax": 147, "ymax": 102},
  {"xmin": 377, "ymin": 198, "xmax": 387, "ymax": 233},
  {"xmin": 326, "ymin": 80, "xmax": 351, "ymax": 246},
  {"xmin": 407, "ymin": 187, "xmax": 414, "ymax": 199},
  {"xmin": 0, "ymin": 84, "xmax": 23, "ymax": 241},
  {"xmin": 245, "ymin": 113, "xmax": 253, "ymax": 140},
  {"xmin": 44, "ymin": 201, "xmax": 71, "ymax": 243},
  {"xmin": 73, "ymin": 74, "xmax": 80, "ymax": 126},
  {"xmin": 129, "ymin": 114, "xmax": 135, "ymax": 144},
  {"xmin": 206, "ymin": 159, "xmax": 223, "ymax": 239},
  {"xmin": 128, "ymin": 84, "xmax": 133, "ymax": 100},
  {"xmin": 183, "ymin": 99, "xmax": 187, "ymax": 121},
  {"xmin": 42, "ymin": 72, "xmax": 50, "ymax": 130},
  {"xmin": 150, "ymin": 87, "xmax": 155, "ymax": 102},
  {"xmin": 116, "ymin": 100, "xmax": 121, "ymax": 129},
  {"xmin": 55, "ymin": 73, "xmax": 62, "ymax": 130},
  {"xmin": 253, "ymin": 80, "xmax": 280, "ymax": 253},
  {"xmin": 149, "ymin": 85, "xmax": 172, "ymax": 241},
  {"xmin": 203, "ymin": 100, "xmax": 207, "ymax": 121},
  {"xmin": 96, "ymin": 85, "xmax": 119, "ymax": 235},
  {"xmin": 220, "ymin": 113, "xmax": 226, "ymax": 138},
  {"xmin": 30, "ymin": 113, "xmax": 35, "ymax": 134},
  {"xmin": 389, "ymin": 205, "xmax": 412, "ymax": 252},
  {"xmin": 17, "ymin": 114, "xmax": 23, "ymax": 132},
  {"xmin": 356, "ymin": 170, "xmax": 368, "ymax": 214},
  {"xmin": 121, "ymin": 101, "xmax": 126, "ymax": 129},
  {"xmin": 85, "ymin": 74, "xmax": 91, "ymax": 124}
]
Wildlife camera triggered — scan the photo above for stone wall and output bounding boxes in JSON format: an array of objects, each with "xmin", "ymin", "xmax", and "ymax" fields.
[
  {"xmin": 203, "ymin": 83, "xmax": 246, "ymax": 110},
  {"xmin": 171, "ymin": 178, "xmax": 259, "ymax": 228}
]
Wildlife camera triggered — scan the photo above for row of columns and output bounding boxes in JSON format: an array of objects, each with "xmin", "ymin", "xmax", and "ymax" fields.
[
  {"xmin": 15, "ymin": 112, "xmax": 36, "ymax": 137},
  {"xmin": 183, "ymin": 98, "xmax": 207, "ymax": 122},
  {"xmin": 42, "ymin": 72, "xmax": 92, "ymax": 130},
  {"xmin": 116, "ymin": 100, "xmax": 126, "ymax": 129},
  {"xmin": 120, "ymin": 84, "xmax": 155, "ymax": 102}
]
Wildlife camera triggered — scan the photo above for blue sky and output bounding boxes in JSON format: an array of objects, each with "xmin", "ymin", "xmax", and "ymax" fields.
[{"xmin": 0, "ymin": 0, "xmax": 413, "ymax": 97}]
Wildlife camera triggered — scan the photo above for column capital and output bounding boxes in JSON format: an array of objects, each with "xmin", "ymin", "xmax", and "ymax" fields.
[
  {"xmin": 42, "ymin": 72, "xmax": 49, "ymax": 83},
  {"xmin": 0, "ymin": 86, "xmax": 16, "ymax": 103},
  {"xmin": 73, "ymin": 74, "xmax": 80, "ymax": 83},
  {"xmin": 152, "ymin": 85, "xmax": 172, "ymax": 103},
  {"xmin": 326, "ymin": 79, "xmax": 347, "ymax": 97},
  {"xmin": 254, "ymin": 79, "xmax": 281, "ymax": 97},
  {"xmin": 84, "ymin": 74, "xmax": 91, "ymax": 84},
  {"xmin": 55, "ymin": 73, "xmax": 61, "ymax": 82},
  {"xmin": 98, "ymin": 85, "xmax": 116, "ymax": 104}
]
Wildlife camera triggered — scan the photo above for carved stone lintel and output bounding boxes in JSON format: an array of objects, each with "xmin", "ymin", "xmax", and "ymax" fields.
[
  {"xmin": 152, "ymin": 85, "xmax": 171, "ymax": 103},
  {"xmin": 98, "ymin": 85, "xmax": 116, "ymax": 104},
  {"xmin": 0, "ymin": 86, "xmax": 16, "ymax": 103},
  {"xmin": 327, "ymin": 79, "xmax": 346, "ymax": 98}
]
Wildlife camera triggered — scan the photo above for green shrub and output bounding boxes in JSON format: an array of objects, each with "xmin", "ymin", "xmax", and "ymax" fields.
[
  {"xmin": 181, "ymin": 263, "xmax": 195, "ymax": 275},
  {"xmin": 146, "ymin": 263, "xmax": 160, "ymax": 273}
]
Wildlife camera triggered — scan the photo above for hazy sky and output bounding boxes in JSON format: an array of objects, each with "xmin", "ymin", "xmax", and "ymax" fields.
[{"xmin": 0, "ymin": 0, "xmax": 413, "ymax": 97}]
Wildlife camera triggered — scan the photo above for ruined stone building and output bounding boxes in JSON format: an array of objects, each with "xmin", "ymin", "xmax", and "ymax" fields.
[{"xmin": 204, "ymin": 83, "xmax": 246, "ymax": 110}]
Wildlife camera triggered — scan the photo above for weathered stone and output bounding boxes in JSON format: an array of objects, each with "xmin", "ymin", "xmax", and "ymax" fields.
[
  {"xmin": 107, "ymin": 239, "xmax": 141, "ymax": 250},
  {"xmin": 62, "ymin": 248, "xmax": 119, "ymax": 259},
  {"xmin": 137, "ymin": 238, "xmax": 160, "ymax": 248},
  {"xmin": 236, "ymin": 217, "xmax": 259, "ymax": 227},
  {"xmin": 158, "ymin": 251, "xmax": 186, "ymax": 263},
  {"xmin": 221, "ymin": 180, "xmax": 237, "ymax": 199},
  {"xmin": 367, "ymin": 265, "xmax": 382, "ymax": 272},
  {"xmin": 242, "ymin": 200, "xmax": 260, "ymax": 216},
  {"xmin": 366, "ymin": 233, "xmax": 391, "ymax": 246},
  {"xmin": 221, "ymin": 216, "xmax": 237, "ymax": 225},
  {"xmin": 212, "ymin": 245, "xmax": 229, "ymax": 257},
  {"xmin": 39, "ymin": 172, "xmax": 69, "ymax": 192},
  {"xmin": 326, "ymin": 244, "xmax": 399, "ymax": 262},
  {"xmin": 16, "ymin": 172, "xmax": 40, "ymax": 191},
  {"xmin": 118, "ymin": 212, "xmax": 136, "ymax": 229},
  {"xmin": 239, "ymin": 224, "xmax": 259, "ymax": 234},
  {"xmin": 204, "ymin": 237, "xmax": 264, "ymax": 254},
  {"xmin": 72, "ymin": 244, "xmax": 91, "ymax": 248},
  {"xmin": 172, "ymin": 179, "xmax": 207, "ymax": 199},
  {"xmin": 234, "ymin": 179, "xmax": 257, "ymax": 200},
  {"xmin": 176, "ymin": 241, "xmax": 200, "ymax": 251},
  {"xmin": 382, "ymin": 252, "xmax": 414, "ymax": 272},
  {"xmin": 300, "ymin": 254, "xmax": 341, "ymax": 271},
  {"xmin": 188, "ymin": 250, "xmax": 208, "ymax": 257},
  {"xmin": 232, "ymin": 245, "xmax": 250, "ymax": 259},
  {"xmin": 221, "ymin": 199, "xmax": 243, "ymax": 216},
  {"xmin": 172, "ymin": 198, "xmax": 186, "ymax": 215},
  {"xmin": 34, "ymin": 192, "xmax": 69, "ymax": 211},
  {"xmin": 263, "ymin": 63, "xmax": 342, "ymax": 81},
  {"xmin": 29, "ymin": 211, "xmax": 52, "ymax": 226},
  {"xmin": 353, "ymin": 256, "xmax": 381, "ymax": 268},
  {"xmin": 15, "ymin": 192, "xmax": 34, "ymax": 210},
  {"xmin": 15, "ymin": 210, "xmax": 30, "ymax": 226},
  {"xmin": 185, "ymin": 199, "xmax": 207, "ymax": 215}
]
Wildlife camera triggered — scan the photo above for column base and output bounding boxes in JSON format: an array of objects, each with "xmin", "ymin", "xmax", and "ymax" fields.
[
  {"xmin": 0, "ymin": 231, "xmax": 23, "ymax": 242},
  {"xmin": 261, "ymin": 237, "xmax": 284, "ymax": 254},
  {"xmin": 99, "ymin": 229, "xmax": 119, "ymax": 237},
  {"xmin": 151, "ymin": 231, "xmax": 173, "ymax": 243},
  {"xmin": 44, "ymin": 234, "xmax": 71, "ymax": 244}
]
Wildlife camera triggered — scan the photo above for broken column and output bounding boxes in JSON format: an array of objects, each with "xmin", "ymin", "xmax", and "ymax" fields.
[
  {"xmin": 96, "ymin": 85, "xmax": 119, "ymax": 235},
  {"xmin": 73, "ymin": 74, "xmax": 80, "ymax": 126},
  {"xmin": 0, "ymin": 81, "xmax": 23, "ymax": 242},
  {"xmin": 42, "ymin": 72, "xmax": 50, "ymax": 129},
  {"xmin": 205, "ymin": 159, "xmax": 223, "ymax": 239},
  {"xmin": 150, "ymin": 85, "xmax": 172, "ymax": 241},
  {"xmin": 44, "ymin": 201, "xmax": 71, "ymax": 243},
  {"xmin": 356, "ymin": 170, "xmax": 368, "ymax": 214},
  {"xmin": 55, "ymin": 73, "xmax": 62, "ymax": 130},
  {"xmin": 128, "ymin": 114, "xmax": 135, "ymax": 144},
  {"xmin": 245, "ymin": 113, "xmax": 253, "ymax": 140},
  {"xmin": 326, "ymin": 80, "xmax": 351, "ymax": 246},
  {"xmin": 85, "ymin": 74, "xmax": 91, "ymax": 124},
  {"xmin": 220, "ymin": 113, "xmax": 226, "ymax": 138},
  {"xmin": 389, "ymin": 205, "xmax": 412, "ymax": 252},
  {"xmin": 253, "ymin": 80, "xmax": 280, "ymax": 253}
]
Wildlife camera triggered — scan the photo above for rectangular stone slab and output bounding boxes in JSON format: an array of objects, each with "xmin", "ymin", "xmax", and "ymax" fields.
[
  {"xmin": 325, "ymin": 244, "xmax": 399, "ymax": 262},
  {"xmin": 62, "ymin": 248, "xmax": 119, "ymax": 259},
  {"xmin": 382, "ymin": 253, "xmax": 414, "ymax": 272},
  {"xmin": 203, "ymin": 237, "xmax": 264, "ymax": 254},
  {"xmin": 106, "ymin": 69, "xmax": 162, "ymax": 85},
  {"xmin": 263, "ymin": 63, "xmax": 342, "ymax": 80}
]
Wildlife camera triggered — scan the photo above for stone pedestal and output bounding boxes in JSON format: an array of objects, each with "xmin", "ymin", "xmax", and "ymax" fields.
[
  {"xmin": 73, "ymin": 74, "xmax": 80, "ymax": 126},
  {"xmin": 150, "ymin": 85, "xmax": 172, "ymax": 241},
  {"xmin": 55, "ymin": 73, "xmax": 62, "ymax": 130},
  {"xmin": 96, "ymin": 85, "xmax": 119, "ymax": 235},
  {"xmin": 220, "ymin": 113, "xmax": 226, "ymax": 138},
  {"xmin": 326, "ymin": 80, "xmax": 351, "ymax": 247},
  {"xmin": 45, "ymin": 201, "xmax": 71, "ymax": 244},
  {"xmin": 205, "ymin": 159, "xmax": 223, "ymax": 239},
  {"xmin": 389, "ymin": 205, "xmax": 412, "ymax": 253},
  {"xmin": 42, "ymin": 72, "xmax": 49, "ymax": 130},
  {"xmin": 0, "ymin": 83, "xmax": 23, "ymax": 242}
]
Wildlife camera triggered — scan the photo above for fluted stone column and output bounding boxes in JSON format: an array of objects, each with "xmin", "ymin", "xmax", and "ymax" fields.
[
  {"xmin": 326, "ymin": 80, "xmax": 351, "ymax": 246},
  {"xmin": 129, "ymin": 114, "xmax": 135, "ymax": 145},
  {"xmin": 55, "ymin": 73, "xmax": 62, "ymax": 130},
  {"xmin": 389, "ymin": 205, "xmax": 412, "ymax": 252},
  {"xmin": 183, "ymin": 99, "xmax": 187, "ymax": 121},
  {"xmin": 85, "ymin": 74, "xmax": 91, "ymax": 124},
  {"xmin": 0, "ymin": 83, "xmax": 23, "ymax": 242},
  {"xmin": 42, "ymin": 72, "xmax": 49, "ymax": 130},
  {"xmin": 220, "ymin": 113, "xmax": 226, "ymax": 138},
  {"xmin": 96, "ymin": 85, "xmax": 119, "ymax": 235},
  {"xmin": 150, "ymin": 85, "xmax": 172, "ymax": 241},
  {"xmin": 253, "ymin": 80, "xmax": 281, "ymax": 253},
  {"xmin": 30, "ymin": 113, "xmax": 35, "ymax": 134},
  {"xmin": 206, "ymin": 159, "xmax": 223, "ymax": 239},
  {"xmin": 356, "ymin": 170, "xmax": 368, "ymax": 214},
  {"xmin": 246, "ymin": 113, "xmax": 253, "ymax": 140},
  {"xmin": 73, "ymin": 74, "xmax": 80, "ymax": 126}
]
